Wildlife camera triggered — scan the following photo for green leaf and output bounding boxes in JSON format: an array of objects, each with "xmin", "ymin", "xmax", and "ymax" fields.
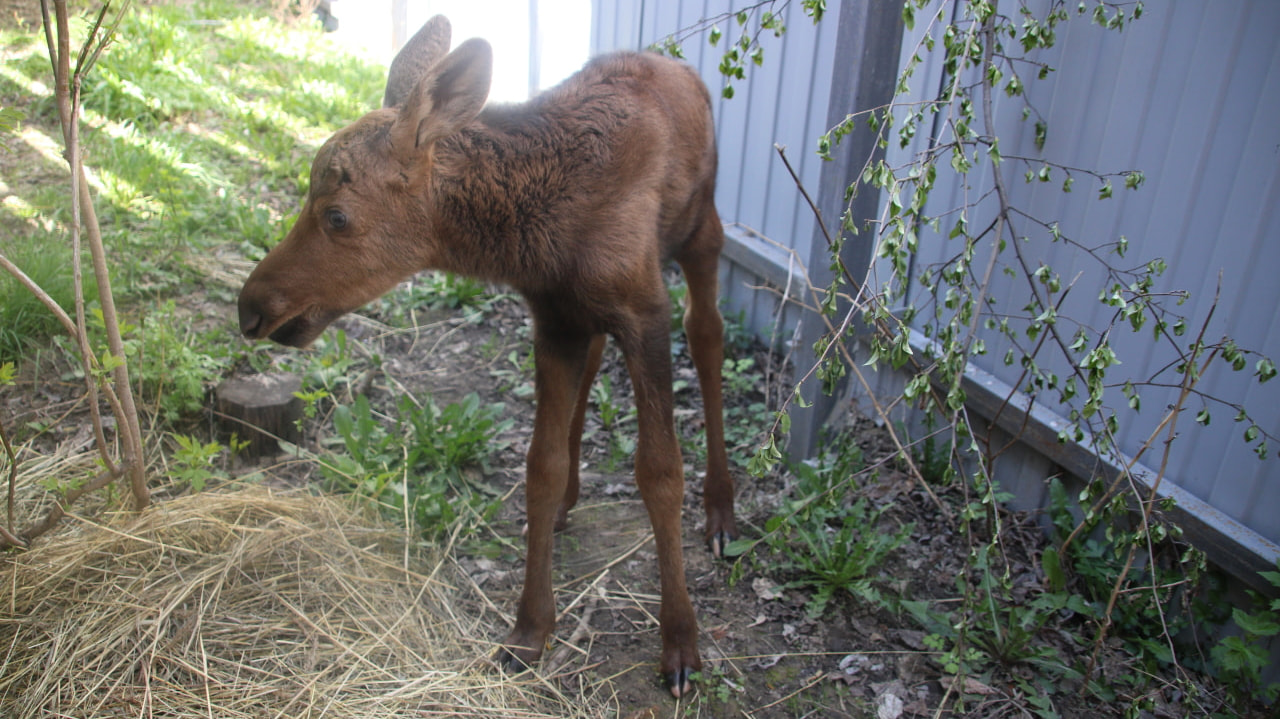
[
  {"xmin": 1257, "ymin": 358, "xmax": 1277, "ymax": 383},
  {"xmin": 748, "ymin": 434, "xmax": 782, "ymax": 477},
  {"xmin": 1211, "ymin": 635, "xmax": 1267, "ymax": 675},
  {"xmin": 1233, "ymin": 607, "xmax": 1280, "ymax": 637},
  {"xmin": 722, "ymin": 538, "xmax": 756, "ymax": 557},
  {"xmin": 987, "ymin": 138, "xmax": 1002, "ymax": 165},
  {"xmin": 1260, "ymin": 569, "xmax": 1280, "ymax": 589},
  {"xmin": 1042, "ymin": 547, "xmax": 1066, "ymax": 591}
]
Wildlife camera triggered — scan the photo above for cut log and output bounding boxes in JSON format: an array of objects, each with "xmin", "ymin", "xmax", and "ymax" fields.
[{"xmin": 214, "ymin": 373, "xmax": 303, "ymax": 459}]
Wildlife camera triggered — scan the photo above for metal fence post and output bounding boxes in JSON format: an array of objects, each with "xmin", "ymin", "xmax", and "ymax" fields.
[{"xmin": 789, "ymin": 0, "xmax": 905, "ymax": 458}]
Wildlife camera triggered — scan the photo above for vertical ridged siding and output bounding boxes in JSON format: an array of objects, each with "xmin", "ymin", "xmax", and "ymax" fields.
[
  {"xmin": 592, "ymin": 0, "xmax": 1280, "ymax": 546},
  {"xmin": 884, "ymin": 0, "xmax": 1280, "ymax": 544}
]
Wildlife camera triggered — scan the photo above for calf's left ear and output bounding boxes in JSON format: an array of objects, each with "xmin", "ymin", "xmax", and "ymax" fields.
[{"xmin": 391, "ymin": 38, "xmax": 492, "ymax": 154}]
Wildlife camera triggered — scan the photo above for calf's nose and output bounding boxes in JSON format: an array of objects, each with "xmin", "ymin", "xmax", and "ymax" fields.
[{"xmin": 237, "ymin": 295, "xmax": 264, "ymax": 338}]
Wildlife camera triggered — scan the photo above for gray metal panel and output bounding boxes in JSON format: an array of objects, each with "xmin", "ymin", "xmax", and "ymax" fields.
[
  {"xmin": 590, "ymin": 0, "xmax": 1280, "ymax": 549},
  {"xmin": 885, "ymin": 0, "xmax": 1280, "ymax": 545}
]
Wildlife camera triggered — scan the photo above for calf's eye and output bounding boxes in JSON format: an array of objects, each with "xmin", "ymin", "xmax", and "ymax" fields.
[{"xmin": 326, "ymin": 208, "xmax": 347, "ymax": 230}]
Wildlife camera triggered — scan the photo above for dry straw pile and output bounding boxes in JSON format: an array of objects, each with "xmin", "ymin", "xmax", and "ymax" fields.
[{"xmin": 0, "ymin": 487, "xmax": 606, "ymax": 717}]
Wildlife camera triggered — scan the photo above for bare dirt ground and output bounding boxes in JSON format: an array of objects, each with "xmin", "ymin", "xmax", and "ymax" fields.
[
  {"xmin": 253, "ymin": 297, "xmax": 929, "ymax": 718},
  {"xmin": 200, "ymin": 288, "xmax": 1194, "ymax": 718}
]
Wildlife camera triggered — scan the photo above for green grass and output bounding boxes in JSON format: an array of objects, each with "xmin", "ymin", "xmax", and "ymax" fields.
[
  {"xmin": 0, "ymin": 229, "xmax": 95, "ymax": 363},
  {"xmin": 0, "ymin": 1, "xmax": 384, "ymax": 362},
  {"xmin": 320, "ymin": 392, "xmax": 512, "ymax": 540},
  {"xmin": 0, "ymin": 0, "xmax": 385, "ymax": 405}
]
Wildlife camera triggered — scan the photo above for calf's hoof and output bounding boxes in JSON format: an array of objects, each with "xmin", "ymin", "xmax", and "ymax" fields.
[
  {"xmin": 704, "ymin": 511, "xmax": 738, "ymax": 558},
  {"xmin": 660, "ymin": 641, "xmax": 702, "ymax": 698},
  {"xmin": 664, "ymin": 665, "xmax": 697, "ymax": 698},
  {"xmin": 493, "ymin": 642, "xmax": 542, "ymax": 674}
]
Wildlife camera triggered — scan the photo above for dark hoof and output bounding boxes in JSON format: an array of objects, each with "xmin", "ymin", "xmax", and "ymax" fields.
[
  {"xmin": 707, "ymin": 529, "xmax": 736, "ymax": 559},
  {"xmin": 664, "ymin": 666, "xmax": 696, "ymax": 698},
  {"xmin": 493, "ymin": 645, "xmax": 537, "ymax": 674}
]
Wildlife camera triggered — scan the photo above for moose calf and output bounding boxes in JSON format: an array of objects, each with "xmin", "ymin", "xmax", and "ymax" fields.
[{"xmin": 237, "ymin": 16, "xmax": 735, "ymax": 697}]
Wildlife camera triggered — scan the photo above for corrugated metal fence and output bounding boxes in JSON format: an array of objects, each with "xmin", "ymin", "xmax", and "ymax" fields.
[{"xmin": 589, "ymin": 0, "xmax": 1280, "ymax": 581}]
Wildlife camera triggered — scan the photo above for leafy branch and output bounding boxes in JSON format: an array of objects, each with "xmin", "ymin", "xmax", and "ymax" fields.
[
  {"xmin": 693, "ymin": 0, "xmax": 1272, "ymax": 709},
  {"xmin": 652, "ymin": 0, "xmax": 825, "ymax": 98}
]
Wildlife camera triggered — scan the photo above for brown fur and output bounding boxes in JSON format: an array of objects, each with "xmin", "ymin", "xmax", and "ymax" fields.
[{"xmin": 237, "ymin": 16, "xmax": 735, "ymax": 697}]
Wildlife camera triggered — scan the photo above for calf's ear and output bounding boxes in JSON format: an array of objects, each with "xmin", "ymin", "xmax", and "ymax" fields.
[
  {"xmin": 391, "ymin": 38, "xmax": 492, "ymax": 154},
  {"xmin": 383, "ymin": 15, "xmax": 452, "ymax": 109}
]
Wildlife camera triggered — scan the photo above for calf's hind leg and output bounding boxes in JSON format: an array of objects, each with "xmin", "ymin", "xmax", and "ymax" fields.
[
  {"xmin": 676, "ymin": 212, "xmax": 737, "ymax": 556},
  {"xmin": 620, "ymin": 286, "xmax": 701, "ymax": 697},
  {"xmin": 559, "ymin": 333, "xmax": 606, "ymax": 530}
]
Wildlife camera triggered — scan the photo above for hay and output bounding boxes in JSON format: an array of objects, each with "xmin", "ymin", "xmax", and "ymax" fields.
[{"xmin": 0, "ymin": 487, "xmax": 609, "ymax": 718}]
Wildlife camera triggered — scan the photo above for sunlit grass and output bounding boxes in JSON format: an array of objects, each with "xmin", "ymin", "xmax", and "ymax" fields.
[
  {"xmin": 0, "ymin": 0, "xmax": 385, "ymax": 365},
  {"xmin": 0, "ymin": 229, "xmax": 94, "ymax": 363}
]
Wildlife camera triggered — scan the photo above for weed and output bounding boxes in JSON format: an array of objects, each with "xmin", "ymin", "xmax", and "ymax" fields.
[
  {"xmin": 912, "ymin": 426, "xmax": 953, "ymax": 485},
  {"xmin": 49, "ymin": 300, "xmax": 222, "ymax": 423},
  {"xmin": 722, "ymin": 356, "xmax": 757, "ymax": 396},
  {"xmin": 729, "ymin": 436, "xmax": 912, "ymax": 617},
  {"xmin": 490, "ymin": 348, "xmax": 536, "ymax": 400},
  {"xmin": 589, "ymin": 373, "xmax": 637, "ymax": 470},
  {"xmin": 399, "ymin": 393, "xmax": 512, "ymax": 474},
  {"xmin": 691, "ymin": 663, "xmax": 743, "ymax": 711},
  {"xmin": 301, "ymin": 330, "xmax": 374, "ymax": 399},
  {"xmin": 123, "ymin": 301, "xmax": 224, "ymax": 423},
  {"xmin": 721, "ymin": 305, "xmax": 756, "ymax": 355},
  {"xmin": 723, "ymin": 401, "xmax": 769, "ymax": 469},
  {"xmin": 293, "ymin": 388, "xmax": 330, "ymax": 432},
  {"xmin": 905, "ymin": 577, "xmax": 1084, "ymax": 715},
  {"xmin": 718, "ymin": 351, "xmax": 772, "ymax": 470},
  {"xmin": 1043, "ymin": 477, "xmax": 1199, "ymax": 669},
  {"xmin": 375, "ymin": 271, "xmax": 502, "ymax": 326},
  {"xmin": 1209, "ymin": 560, "xmax": 1280, "ymax": 707},
  {"xmin": 774, "ymin": 487, "xmax": 912, "ymax": 617},
  {"xmin": 169, "ymin": 434, "xmax": 227, "ymax": 492},
  {"xmin": 321, "ymin": 392, "xmax": 510, "ymax": 539}
]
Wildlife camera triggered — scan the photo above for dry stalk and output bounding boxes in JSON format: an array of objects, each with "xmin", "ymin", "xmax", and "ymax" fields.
[
  {"xmin": 39, "ymin": 0, "xmax": 148, "ymax": 513},
  {"xmin": 0, "ymin": 419, "xmax": 19, "ymax": 546}
]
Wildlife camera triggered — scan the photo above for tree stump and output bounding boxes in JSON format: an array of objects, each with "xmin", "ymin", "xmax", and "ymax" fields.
[{"xmin": 215, "ymin": 373, "xmax": 303, "ymax": 459}]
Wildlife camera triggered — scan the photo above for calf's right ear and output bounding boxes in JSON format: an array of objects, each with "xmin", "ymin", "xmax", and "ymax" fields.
[{"xmin": 391, "ymin": 38, "xmax": 493, "ymax": 155}]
